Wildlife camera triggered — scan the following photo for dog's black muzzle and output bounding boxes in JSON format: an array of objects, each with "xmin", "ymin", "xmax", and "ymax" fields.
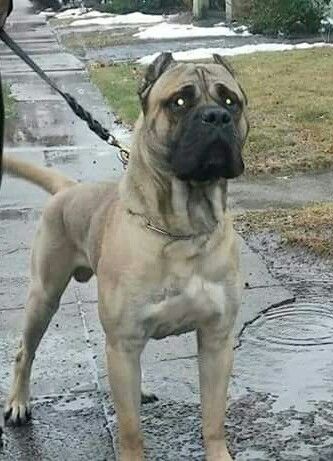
[{"xmin": 169, "ymin": 105, "xmax": 244, "ymax": 182}]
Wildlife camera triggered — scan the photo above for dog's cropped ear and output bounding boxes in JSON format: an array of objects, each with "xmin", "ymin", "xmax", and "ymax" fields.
[
  {"xmin": 213, "ymin": 53, "xmax": 248, "ymax": 105},
  {"xmin": 138, "ymin": 52, "xmax": 176, "ymax": 113},
  {"xmin": 212, "ymin": 53, "xmax": 236, "ymax": 77}
]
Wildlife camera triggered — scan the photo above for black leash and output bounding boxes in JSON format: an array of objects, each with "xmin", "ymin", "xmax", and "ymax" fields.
[{"xmin": 0, "ymin": 29, "xmax": 130, "ymax": 168}]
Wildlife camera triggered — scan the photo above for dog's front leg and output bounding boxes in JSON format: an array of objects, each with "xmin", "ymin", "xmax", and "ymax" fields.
[
  {"xmin": 105, "ymin": 337, "xmax": 144, "ymax": 461},
  {"xmin": 98, "ymin": 266, "xmax": 148, "ymax": 461},
  {"xmin": 197, "ymin": 325, "xmax": 234, "ymax": 461}
]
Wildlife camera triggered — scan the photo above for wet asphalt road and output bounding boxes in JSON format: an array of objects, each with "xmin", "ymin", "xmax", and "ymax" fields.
[
  {"xmin": 1, "ymin": 1, "xmax": 333, "ymax": 460},
  {"xmin": 81, "ymin": 35, "xmax": 298, "ymax": 63}
]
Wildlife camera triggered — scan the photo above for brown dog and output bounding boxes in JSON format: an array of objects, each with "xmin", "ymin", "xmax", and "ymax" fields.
[{"xmin": 4, "ymin": 53, "xmax": 249, "ymax": 460}]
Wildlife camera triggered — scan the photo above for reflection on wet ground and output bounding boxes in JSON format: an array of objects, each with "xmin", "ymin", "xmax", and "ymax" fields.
[
  {"xmin": 0, "ymin": 208, "xmax": 41, "ymax": 221},
  {"xmin": 230, "ymin": 173, "xmax": 333, "ymax": 211},
  {"xmin": 247, "ymin": 302, "xmax": 333, "ymax": 347},
  {"xmin": 234, "ymin": 302, "xmax": 333, "ymax": 410},
  {"xmin": 230, "ymin": 234, "xmax": 333, "ymax": 460}
]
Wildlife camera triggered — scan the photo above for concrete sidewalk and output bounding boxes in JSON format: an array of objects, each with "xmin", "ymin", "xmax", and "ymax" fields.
[{"xmin": 1, "ymin": 2, "xmax": 332, "ymax": 460}]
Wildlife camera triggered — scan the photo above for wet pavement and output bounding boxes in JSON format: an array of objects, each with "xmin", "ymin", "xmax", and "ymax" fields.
[
  {"xmin": 80, "ymin": 35, "xmax": 311, "ymax": 64},
  {"xmin": 230, "ymin": 171, "xmax": 333, "ymax": 212},
  {"xmin": 1, "ymin": 1, "xmax": 333, "ymax": 460}
]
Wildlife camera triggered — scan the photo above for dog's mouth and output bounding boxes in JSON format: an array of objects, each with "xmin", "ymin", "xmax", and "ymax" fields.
[{"xmin": 171, "ymin": 137, "xmax": 244, "ymax": 183}]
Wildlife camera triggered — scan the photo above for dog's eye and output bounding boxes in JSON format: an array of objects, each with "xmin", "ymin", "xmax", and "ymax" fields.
[
  {"xmin": 169, "ymin": 86, "xmax": 195, "ymax": 112},
  {"xmin": 222, "ymin": 95, "xmax": 237, "ymax": 108},
  {"xmin": 175, "ymin": 97, "xmax": 185, "ymax": 107},
  {"xmin": 169, "ymin": 96, "xmax": 188, "ymax": 112},
  {"xmin": 216, "ymin": 84, "xmax": 239, "ymax": 109}
]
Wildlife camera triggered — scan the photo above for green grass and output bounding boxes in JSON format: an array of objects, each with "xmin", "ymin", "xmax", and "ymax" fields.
[
  {"xmin": 61, "ymin": 28, "xmax": 137, "ymax": 52},
  {"xmin": 90, "ymin": 63, "xmax": 142, "ymax": 125},
  {"xmin": 234, "ymin": 204, "xmax": 333, "ymax": 259},
  {"xmin": 232, "ymin": 48, "xmax": 333, "ymax": 175},
  {"xmin": 3, "ymin": 83, "xmax": 17, "ymax": 121},
  {"xmin": 89, "ymin": 48, "xmax": 333, "ymax": 176},
  {"xmin": 49, "ymin": 17, "xmax": 74, "ymax": 27}
]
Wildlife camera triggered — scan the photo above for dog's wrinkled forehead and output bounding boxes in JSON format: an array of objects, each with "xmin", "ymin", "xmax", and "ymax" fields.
[{"xmin": 138, "ymin": 52, "xmax": 246, "ymax": 112}]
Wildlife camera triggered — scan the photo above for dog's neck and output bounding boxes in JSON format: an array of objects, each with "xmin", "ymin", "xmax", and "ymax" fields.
[{"xmin": 120, "ymin": 144, "xmax": 228, "ymax": 239}]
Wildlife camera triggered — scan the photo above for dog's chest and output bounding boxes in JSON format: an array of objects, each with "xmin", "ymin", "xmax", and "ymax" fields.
[{"xmin": 140, "ymin": 275, "xmax": 226, "ymax": 339}]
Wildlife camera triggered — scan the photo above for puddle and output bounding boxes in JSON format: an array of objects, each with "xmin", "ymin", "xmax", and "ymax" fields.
[
  {"xmin": 5, "ymin": 104, "xmax": 75, "ymax": 147},
  {"xmin": 44, "ymin": 150, "xmax": 79, "ymax": 165},
  {"xmin": 233, "ymin": 303, "xmax": 333, "ymax": 411},
  {"xmin": 248, "ymin": 302, "xmax": 333, "ymax": 347},
  {"xmin": 0, "ymin": 207, "xmax": 41, "ymax": 221},
  {"xmin": 10, "ymin": 83, "xmax": 62, "ymax": 102}
]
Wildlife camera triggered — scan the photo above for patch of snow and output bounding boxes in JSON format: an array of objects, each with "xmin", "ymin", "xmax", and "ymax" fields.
[
  {"xmin": 215, "ymin": 22, "xmax": 250, "ymax": 33},
  {"xmin": 135, "ymin": 22, "xmax": 251, "ymax": 40},
  {"xmin": 56, "ymin": 8, "xmax": 92, "ymax": 19},
  {"xmin": 76, "ymin": 11, "xmax": 110, "ymax": 19},
  {"xmin": 138, "ymin": 42, "xmax": 333, "ymax": 65},
  {"xmin": 39, "ymin": 11, "xmax": 57, "ymax": 18},
  {"xmin": 321, "ymin": 17, "xmax": 333, "ymax": 25},
  {"xmin": 68, "ymin": 11, "xmax": 165, "ymax": 27},
  {"xmin": 233, "ymin": 25, "xmax": 250, "ymax": 33}
]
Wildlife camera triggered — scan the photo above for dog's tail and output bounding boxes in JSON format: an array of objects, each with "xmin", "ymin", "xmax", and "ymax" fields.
[{"xmin": 3, "ymin": 156, "xmax": 77, "ymax": 195}]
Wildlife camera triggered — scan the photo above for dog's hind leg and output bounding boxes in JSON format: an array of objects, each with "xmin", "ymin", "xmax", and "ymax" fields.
[
  {"xmin": 140, "ymin": 378, "xmax": 158, "ymax": 404},
  {"xmin": 4, "ymin": 221, "xmax": 75, "ymax": 425}
]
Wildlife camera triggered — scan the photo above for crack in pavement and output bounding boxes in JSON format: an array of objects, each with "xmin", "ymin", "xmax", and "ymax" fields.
[
  {"xmin": 74, "ymin": 289, "xmax": 115, "ymax": 452},
  {"xmin": 158, "ymin": 354, "xmax": 198, "ymax": 362},
  {"xmin": 244, "ymin": 283, "xmax": 285, "ymax": 290}
]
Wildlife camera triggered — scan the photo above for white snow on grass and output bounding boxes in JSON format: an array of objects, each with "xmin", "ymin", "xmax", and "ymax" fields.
[
  {"xmin": 54, "ymin": 8, "xmax": 249, "ymax": 37},
  {"xmin": 321, "ymin": 17, "xmax": 333, "ymax": 26},
  {"xmin": 55, "ymin": 8, "xmax": 112, "ymax": 20},
  {"xmin": 39, "ymin": 11, "xmax": 57, "ymax": 19},
  {"xmin": 214, "ymin": 21, "xmax": 249, "ymax": 32},
  {"xmin": 55, "ymin": 8, "xmax": 96, "ymax": 19},
  {"xmin": 67, "ymin": 11, "xmax": 165, "ymax": 28},
  {"xmin": 135, "ymin": 22, "xmax": 251, "ymax": 39},
  {"xmin": 138, "ymin": 42, "xmax": 333, "ymax": 65}
]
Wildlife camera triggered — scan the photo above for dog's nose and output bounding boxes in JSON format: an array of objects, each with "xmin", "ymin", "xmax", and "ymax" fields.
[{"xmin": 201, "ymin": 107, "xmax": 231, "ymax": 126}]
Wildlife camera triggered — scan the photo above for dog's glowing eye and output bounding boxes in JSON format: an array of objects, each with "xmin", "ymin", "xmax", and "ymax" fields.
[
  {"xmin": 176, "ymin": 98, "xmax": 185, "ymax": 107},
  {"xmin": 225, "ymin": 97, "xmax": 233, "ymax": 106}
]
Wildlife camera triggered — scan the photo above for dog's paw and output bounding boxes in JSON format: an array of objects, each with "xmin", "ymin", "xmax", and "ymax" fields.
[
  {"xmin": 4, "ymin": 398, "xmax": 31, "ymax": 426},
  {"xmin": 141, "ymin": 391, "xmax": 159, "ymax": 404}
]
